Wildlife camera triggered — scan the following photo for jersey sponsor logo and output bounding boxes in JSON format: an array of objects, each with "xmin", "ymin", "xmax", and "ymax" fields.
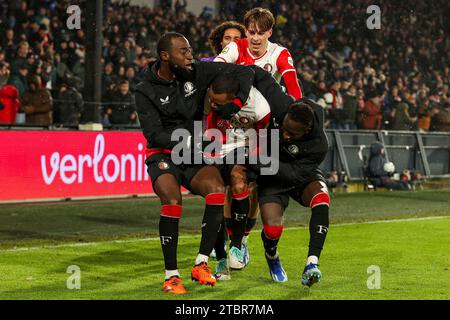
[
  {"xmin": 160, "ymin": 96, "xmax": 170, "ymax": 105},
  {"xmin": 288, "ymin": 144, "xmax": 299, "ymax": 155},
  {"xmin": 158, "ymin": 160, "xmax": 170, "ymax": 170},
  {"xmin": 263, "ymin": 63, "xmax": 273, "ymax": 72},
  {"xmin": 184, "ymin": 82, "xmax": 196, "ymax": 97}
]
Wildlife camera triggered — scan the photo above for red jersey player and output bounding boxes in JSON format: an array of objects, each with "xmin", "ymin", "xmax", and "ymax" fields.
[
  {"xmin": 214, "ymin": 7, "xmax": 302, "ymax": 100},
  {"xmin": 211, "ymin": 8, "xmax": 303, "ymax": 272}
]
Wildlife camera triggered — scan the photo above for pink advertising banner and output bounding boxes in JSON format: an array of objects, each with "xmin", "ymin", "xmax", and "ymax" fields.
[{"xmin": 0, "ymin": 131, "xmax": 157, "ymax": 202}]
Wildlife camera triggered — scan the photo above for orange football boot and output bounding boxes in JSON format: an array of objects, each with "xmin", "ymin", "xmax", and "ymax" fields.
[
  {"xmin": 191, "ymin": 262, "xmax": 217, "ymax": 286},
  {"xmin": 162, "ymin": 276, "xmax": 187, "ymax": 294}
]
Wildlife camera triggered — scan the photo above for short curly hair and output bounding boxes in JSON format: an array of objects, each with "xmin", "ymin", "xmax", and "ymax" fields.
[{"xmin": 208, "ymin": 21, "xmax": 245, "ymax": 55}]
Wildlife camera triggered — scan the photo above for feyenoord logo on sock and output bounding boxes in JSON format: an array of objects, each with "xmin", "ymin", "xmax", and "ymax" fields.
[
  {"xmin": 160, "ymin": 236, "xmax": 172, "ymax": 245},
  {"xmin": 234, "ymin": 212, "xmax": 247, "ymax": 221},
  {"xmin": 316, "ymin": 225, "xmax": 328, "ymax": 235}
]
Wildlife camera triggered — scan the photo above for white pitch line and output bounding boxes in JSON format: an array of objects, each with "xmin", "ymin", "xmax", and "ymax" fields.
[{"xmin": 2, "ymin": 215, "xmax": 449, "ymax": 253}]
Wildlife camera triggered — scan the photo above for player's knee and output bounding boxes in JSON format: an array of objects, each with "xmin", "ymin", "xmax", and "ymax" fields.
[
  {"xmin": 230, "ymin": 180, "xmax": 248, "ymax": 195},
  {"xmin": 309, "ymin": 192, "xmax": 330, "ymax": 208},
  {"xmin": 263, "ymin": 225, "xmax": 284, "ymax": 240}
]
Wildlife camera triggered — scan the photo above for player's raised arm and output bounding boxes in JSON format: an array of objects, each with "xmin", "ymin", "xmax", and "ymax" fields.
[
  {"xmin": 250, "ymin": 65, "xmax": 294, "ymax": 121},
  {"xmin": 213, "ymin": 40, "xmax": 240, "ymax": 63}
]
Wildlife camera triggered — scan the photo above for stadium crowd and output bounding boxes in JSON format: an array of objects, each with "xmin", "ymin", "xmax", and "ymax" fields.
[{"xmin": 0, "ymin": 0, "xmax": 449, "ymax": 131}]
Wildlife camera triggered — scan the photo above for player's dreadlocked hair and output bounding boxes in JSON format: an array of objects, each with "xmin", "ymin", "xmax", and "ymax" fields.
[
  {"xmin": 157, "ymin": 32, "xmax": 185, "ymax": 57},
  {"xmin": 210, "ymin": 72, "xmax": 239, "ymax": 96},
  {"xmin": 208, "ymin": 21, "xmax": 245, "ymax": 55},
  {"xmin": 288, "ymin": 101, "xmax": 314, "ymax": 129}
]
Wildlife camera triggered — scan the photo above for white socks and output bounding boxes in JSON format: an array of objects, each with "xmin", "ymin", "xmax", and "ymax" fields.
[
  {"xmin": 195, "ymin": 254, "xmax": 209, "ymax": 265},
  {"xmin": 307, "ymin": 255, "xmax": 319, "ymax": 265},
  {"xmin": 165, "ymin": 269, "xmax": 180, "ymax": 280}
]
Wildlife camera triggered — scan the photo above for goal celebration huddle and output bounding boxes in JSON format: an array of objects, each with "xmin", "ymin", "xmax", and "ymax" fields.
[{"xmin": 135, "ymin": 7, "xmax": 330, "ymax": 294}]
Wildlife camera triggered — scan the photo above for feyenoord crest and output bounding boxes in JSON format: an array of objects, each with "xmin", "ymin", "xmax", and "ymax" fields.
[
  {"xmin": 158, "ymin": 160, "xmax": 170, "ymax": 170},
  {"xmin": 264, "ymin": 63, "xmax": 273, "ymax": 72},
  {"xmin": 288, "ymin": 144, "xmax": 299, "ymax": 155},
  {"xmin": 239, "ymin": 116, "xmax": 250, "ymax": 124},
  {"xmin": 184, "ymin": 82, "xmax": 195, "ymax": 96}
]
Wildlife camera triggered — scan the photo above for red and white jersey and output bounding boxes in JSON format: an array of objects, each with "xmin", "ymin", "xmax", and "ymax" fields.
[
  {"xmin": 205, "ymin": 87, "xmax": 271, "ymax": 158},
  {"xmin": 214, "ymin": 38, "xmax": 302, "ymax": 99}
]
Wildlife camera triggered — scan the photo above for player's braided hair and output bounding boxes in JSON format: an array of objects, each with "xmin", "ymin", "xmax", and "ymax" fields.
[
  {"xmin": 288, "ymin": 101, "xmax": 314, "ymax": 129},
  {"xmin": 208, "ymin": 21, "xmax": 245, "ymax": 55}
]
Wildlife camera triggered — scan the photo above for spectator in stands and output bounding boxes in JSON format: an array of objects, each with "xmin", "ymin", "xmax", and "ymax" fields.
[
  {"xmin": 53, "ymin": 77, "xmax": 83, "ymax": 126},
  {"xmin": 361, "ymin": 89, "xmax": 383, "ymax": 130},
  {"xmin": 391, "ymin": 102, "xmax": 417, "ymax": 131},
  {"xmin": 7, "ymin": 63, "xmax": 29, "ymax": 95},
  {"xmin": 0, "ymin": 84, "xmax": 20, "ymax": 124},
  {"xmin": 21, "ymin": 75, "xmax": 52, "ymax": 125},
  {"xmin": 368, "ymin": 141, "xmax": 409, "ymax": 191},
  {"xmin": 104, "ymin": 80, "xmax": 136, "ymax": 125},
  {"xmin": 342, "ymin": 81, "xmax": 358, "ymax": 130},
  {"xmin": 0, "ymin": 0, "xmax": 448, "ymax": 129},
  {"xmin": 327, "ymin": 79, "xmax": 345, "ymax": 129},
  {"xmin": 0, "ymin": 61, "xmax": 10, "ymax": 87}
]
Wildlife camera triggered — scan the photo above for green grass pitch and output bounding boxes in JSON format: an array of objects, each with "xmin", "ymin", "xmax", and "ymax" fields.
[{"xmin": 0, "ymin": 190, "xmax": 449, "ymax": 300}]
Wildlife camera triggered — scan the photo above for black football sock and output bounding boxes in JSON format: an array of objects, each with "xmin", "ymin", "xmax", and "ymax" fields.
[
  {"xmin": 198, "ymin": 194, "xmax": 225, "ymax": 257},
  {"xmin": 261, "ymin": 229, "xmax": 280, "ymax": 258},
  {"xmin": 213, "ymin": 219, "xmax": 227, "ymax": 260},
  {"xmin": 245, "ymin": 218, "xmax": 257, "ymax": 236},
  {"xmin": 229, "ymin": 191, "xmax": 250, "ymax": 249},
  {"xmin": 308, "ymin": 204, "xmax": 329, "ymax": 259},
  {"xmin": 159, "ymin": 213, "xmax": 180, "ymax": 271}
]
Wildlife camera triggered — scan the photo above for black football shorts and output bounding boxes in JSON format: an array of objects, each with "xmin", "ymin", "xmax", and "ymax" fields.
[
  {"xmin": 258, "ymin": 168, "xmax": 327, "ymax": 209},
  {"xmin": 146, "ymin": 153, "xmax": 204, "ymax": 194}
]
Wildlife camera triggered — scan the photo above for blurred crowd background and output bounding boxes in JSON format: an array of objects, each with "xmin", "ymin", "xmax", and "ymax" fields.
[{"xmin": 0, "ymin": 0, "xmax": 448, "ymax": 131}]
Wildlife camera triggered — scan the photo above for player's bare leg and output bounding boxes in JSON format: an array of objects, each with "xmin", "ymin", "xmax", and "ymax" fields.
[
  {"xmin": 189, "ymin": 165, "xmax": 226, "ymax": 286},
  {"xmin": 154, "ymin": 173, "xmax": 186, "ymax": 294},
  {"xmin": 260, "ymin": 202, "xmax": 288, "ymax": 282},
  {"xmin": 300, "ymin": 180, "xmax": 330, "ymax": 287}
]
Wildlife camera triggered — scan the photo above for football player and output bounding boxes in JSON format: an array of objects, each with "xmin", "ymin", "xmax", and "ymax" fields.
[
  {"xmin": 135, "ymin": 32, "xmax": 256, "ymax": 294},
  {"xmin": 247, "ymin": 67, "xmax": 330, "ymax": 286},
  {"xmin": 213, "ymin": 7, "xmax": 303, "ymax": 270}
]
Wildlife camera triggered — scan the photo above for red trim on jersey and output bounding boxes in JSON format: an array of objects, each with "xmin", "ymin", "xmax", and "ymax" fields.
[
  {"xmin": 247, "ymin": 47, "xmax": 268, "ymax": 61},
  {"xmin": 310, "ymin": 192, "xmax": 331, "ymax": 208},
  {"xmin": 161, "ymin": 204, "xmax": 183, "ymax": 218},
  {"xmin": 145, "ymin": 148, "xmax": 172, "ymax": 158},
  {"xmin": 232, "ymin": 98, "xmax": 243, "ymax": 108},
  {"xmin": 254, "ymin": 113, "xmax": 271, "ymax": 131}
]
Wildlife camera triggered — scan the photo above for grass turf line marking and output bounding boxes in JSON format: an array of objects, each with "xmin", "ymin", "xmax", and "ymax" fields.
[{"xmin": 2, "ymin": 215, "xmax": 449, "ymax": 253}]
